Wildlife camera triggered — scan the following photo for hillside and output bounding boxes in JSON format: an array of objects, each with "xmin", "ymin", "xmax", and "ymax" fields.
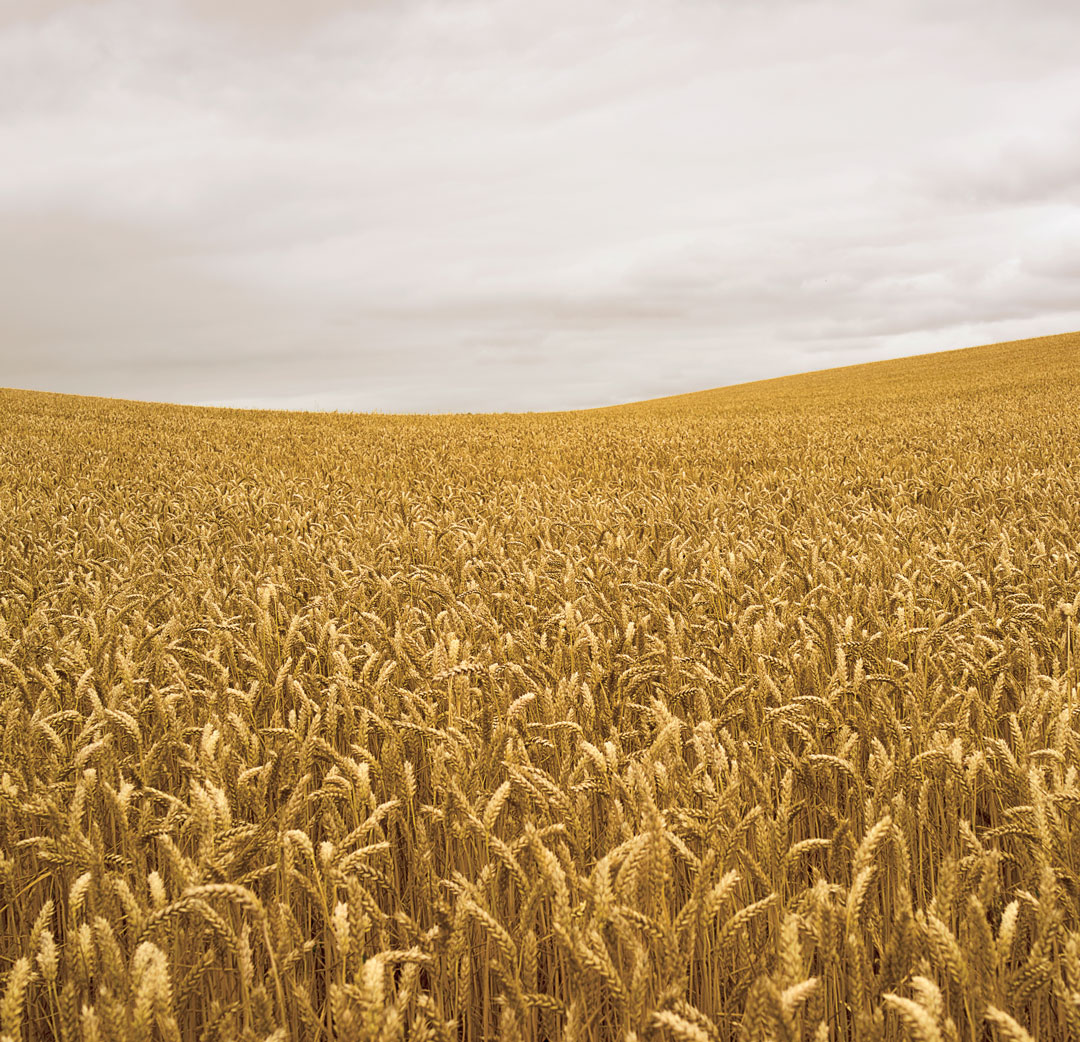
[
  {"xmin": 624, "ymin": 329, "xmax": 1079, "ymax": 411},
  {"xmin": 1, "ymin": 330, "xmax": 1079, "ymax": 1041}
]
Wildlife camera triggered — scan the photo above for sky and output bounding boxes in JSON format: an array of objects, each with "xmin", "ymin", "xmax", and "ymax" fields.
[{"xmin": 2, "ymin": 0, "xmax": 1079, "ymax": 412}]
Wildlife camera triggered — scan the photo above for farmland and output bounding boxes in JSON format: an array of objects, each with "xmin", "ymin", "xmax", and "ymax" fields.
[{"xmin": 2, "ymin": 330, "xmax": 1080, "ymax": 1041}]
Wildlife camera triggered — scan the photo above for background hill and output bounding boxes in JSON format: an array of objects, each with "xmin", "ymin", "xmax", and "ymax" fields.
[{"xmin": 618, "ymin": 329, "xmax": 1079, "ymax": 411}]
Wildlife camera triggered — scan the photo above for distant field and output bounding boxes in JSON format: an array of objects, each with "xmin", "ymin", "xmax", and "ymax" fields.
[{"xmin": 1, "ymin": 330, "xmax": 1079, "ymax": 1042}]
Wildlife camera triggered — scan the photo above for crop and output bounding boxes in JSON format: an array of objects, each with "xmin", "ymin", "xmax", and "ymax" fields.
[{"xmin": 1, "ymin": 330, "xmax": 1079, "ymax": 1041}]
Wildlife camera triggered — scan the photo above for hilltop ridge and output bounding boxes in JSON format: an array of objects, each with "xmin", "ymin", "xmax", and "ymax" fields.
[
  {"xmin": 3, "ymin": 328, "xmax": 1077, "ymax": 420},
  {"xmin": 615, "ymin": 328, "xmax": 1080, "ymax": 412}
]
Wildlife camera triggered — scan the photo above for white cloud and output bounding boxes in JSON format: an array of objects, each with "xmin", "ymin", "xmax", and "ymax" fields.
[{"xmin": 2, "ymin": 0, "xmax": 1079, "ymax": 411}]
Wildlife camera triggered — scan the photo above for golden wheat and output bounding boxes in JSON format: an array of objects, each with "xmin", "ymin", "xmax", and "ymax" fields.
[{"xmin": 1, "ymin": 330, "xmax": 1079, "ymax": 1040}]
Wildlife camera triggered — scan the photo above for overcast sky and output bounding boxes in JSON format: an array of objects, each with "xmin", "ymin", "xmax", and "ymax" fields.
[{"xmin": 2, "ymin": 0, "xmax": 1079, "ymax": 412}]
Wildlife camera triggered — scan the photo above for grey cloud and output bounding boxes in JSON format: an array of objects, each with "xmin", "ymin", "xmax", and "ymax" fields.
[
  {"xmin": 1021, "ymin": 235, "xmax": 1080, "ymax": 282},
  {"xmin": 0, "ymin": 0, "xmax": 100, "ymax": 28},
  {"xmin": 181, "ymin": 0, "xmax": 378, "ymax": 32},
  {"xmin": 914, "ymin": 131, "xmax": 1080, "ymax": 209},
  {"xmin": 0, "ymin": 0, "xmax": 395, "ymax": 33},
  {"xmin": 0, "ymin": 210, "xmax": 314, "ymax": 382}
]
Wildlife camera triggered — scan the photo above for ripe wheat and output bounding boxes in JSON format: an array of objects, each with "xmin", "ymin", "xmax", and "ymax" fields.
[{"xmin": 1, "ymin": 331, "xmax": 1079, "ymax": 1040}]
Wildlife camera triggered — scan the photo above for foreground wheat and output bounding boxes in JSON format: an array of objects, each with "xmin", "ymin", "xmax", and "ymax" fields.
[{"xmin": 1, "ymin": 331, "xmax": 1080, "ymax": 1041}]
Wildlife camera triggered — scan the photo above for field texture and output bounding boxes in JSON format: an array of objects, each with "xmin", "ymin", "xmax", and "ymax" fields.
[{"xmin": 2, "ymin": 331, "xmax": 1080, "ymax": 1042}]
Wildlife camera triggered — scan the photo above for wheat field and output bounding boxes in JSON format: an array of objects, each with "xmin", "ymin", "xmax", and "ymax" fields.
[{"xmin": 1, "ymin": 331, "xmax": 1079, "ymax": 1042}]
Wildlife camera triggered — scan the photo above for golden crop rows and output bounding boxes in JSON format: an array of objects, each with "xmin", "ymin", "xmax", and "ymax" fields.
[{"xmin": 1, "ymin": 330, "xmax": 1079, "ymax": 1042}]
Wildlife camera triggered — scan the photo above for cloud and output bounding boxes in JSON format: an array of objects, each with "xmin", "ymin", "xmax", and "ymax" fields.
[
  {"xmin": 0, "ymin": 0, "xmax": 393, "ymax": 34},
  {"xmin": 2, "ymin": 0, "xmax": 1080, "ymax": 410},
  {"xmin": 908, "ymin": 126, "xmax": 1080, "ymax": 209},
  {"xmin": 0, "ymin": 210, "xmax": 313, "ymax": 381},
  {"xmin": 180, "ymin": 0, "xmax": 380, "ymax": 33}
]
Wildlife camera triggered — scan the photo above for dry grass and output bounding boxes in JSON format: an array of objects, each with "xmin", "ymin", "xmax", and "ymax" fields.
[{"xmin": 1, "ymin": 330, "xmax": 1079, "ymax": 1041}]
